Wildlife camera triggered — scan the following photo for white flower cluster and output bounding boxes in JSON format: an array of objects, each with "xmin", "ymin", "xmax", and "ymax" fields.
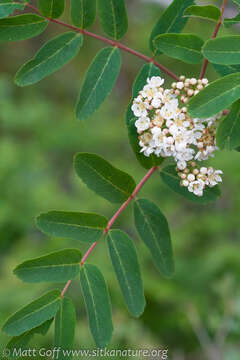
[{"xmin": 131, "ymin": 75, "xmax": 223, "ymax": 197}]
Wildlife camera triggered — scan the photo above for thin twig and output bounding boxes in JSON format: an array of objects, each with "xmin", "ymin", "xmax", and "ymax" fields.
[
  {"xmin": 25, "ymin": 3, "xmax": 179, "ymax": 81},
  {"xmin": 199, "ymin": 0, "xmax": 228, "ymax": 79}
]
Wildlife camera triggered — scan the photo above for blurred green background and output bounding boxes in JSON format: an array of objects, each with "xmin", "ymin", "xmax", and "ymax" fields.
[{"xmin": 0, "ymin": 1, "xmax": 240, "ymax": 359}]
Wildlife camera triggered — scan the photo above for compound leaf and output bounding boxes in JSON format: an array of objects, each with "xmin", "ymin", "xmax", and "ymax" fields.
[
  {"xmin": 15, "ymin": 32, "xmax": 83, "ymax": 86},
  {"xmin": 134, "ymin": 199, "xmax": 174, "ymax": 277},
  {"xmin": 36, "ymin": 211, "xmax": 107, "ymax": 244},
  {"xmin": 71, "ymin": 0, "xmax": 96, "ymax": 28},
  {"xmin": 0, "ymin": 14, "xmax": 48, "ymax": 42},
  {"xmin": 154, "ymin": 33, "xmax": 204, "ymax": 64},
  {"xmin": 76, "ymin": 46, "xmax": 121, "ymax": 121},
  {"xmin": 107, "ymin": 230, "xmax": 146, "ymax": 317},
  {"xmin": 14, "ymin": 249, "xmax": 82, "ymax": 283},
  {"xmin": 80, "ymin": 264, "xmax": 113, "ymax": 348},
  {"xmin": 217, "ymin": 100, "xmax": 240, "ymax": 150},
  {"xmin": 98, "ymin": 0, "xmax": 128, "ymax": 40},
  {"xmin": 74, "ymin": 152, "xmax": 136, "ymax": 203},
  {"xmin": 160, "ymin": 165, "xmax": 221, "ymax": 204},
  {"xmin": 2, "ymin": 290, "xmax": 61, "ymax": 336}
]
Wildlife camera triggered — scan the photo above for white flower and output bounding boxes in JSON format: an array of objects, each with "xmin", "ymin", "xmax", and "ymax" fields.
[
  {"xmin": 135, "ymin": 116, "xmax": 150, "ymax": 132},
  {"xmin": 147, "ymin": 76, "xmax": 164, "ymax": 87},
  {"xmin": 177, "ymin": 160, "xmax": 187, "ymax": 170},
  {"xmin": 188, "ymin": 179, "xmax": 205, "ymax": 197},
  {"xmin": 141, "ymin": 84, "xmax": 158, "ymax": 100},
  {"xmin": 151, "ymin": 96, "xmax": 162, "ymax": 108},
  {"xmin": 131, "ymin": 97, "xmax": 149, "ymax": 117},
  {"xmin": 206, "ymin": 168, "xmax": 223, "ymax": 187}
]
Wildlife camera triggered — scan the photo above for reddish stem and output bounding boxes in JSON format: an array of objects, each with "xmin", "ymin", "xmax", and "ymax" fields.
[
  {"xmin": 62, "ymin": 166, "xmax": 158, "ymax": 295},
  {"xmin": 199, "ymin": 0, "xmax": 228, "ymax": 79},
  {"xmin": 25, "ymin": 3, "xmax": 179, "ymax": 81}
]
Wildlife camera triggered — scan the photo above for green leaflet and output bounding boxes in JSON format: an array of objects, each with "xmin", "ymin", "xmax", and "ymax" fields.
[
  {"xmin": 184, "ymin": 5, "xmax": 221, "ymax": 22},
  {"xmin": 13, "ymin": 249, "xmax": 82, "ymax": 283},
  {"xmin": 2, "ymin": 290, "xmax": 61, "ymax": 336},
  {"xmin": 36, "ymin": 211, "xmax": 107, "ymax": 244},
  {"xmin": 98, "ymin": 0, "xmax": 128, "ymax": 40},
  {"xmin": 126, "ymin": 63, "xmax": 164, "ymax": 169},
  {"xmin": 149, "ymin": 0, "xmax": 194, "ymax": 53},
  {"xmin": 188, "ymin": 73, "xmax": 240, "ymax": 118},
  {"xmin": 80, "ymin": 264, "xmax": 113, "ymax": 348},
  {"xmin": 217, "ymin": 100, "xmax": 240, "ymax": 150},
  {"xmin": 154, "ymin": 33, "xmax": 204, "ymax": 64},
  {"xmin": 71, "ymin": 0, "xmax": 96, "ymax": 28},
  {"xmin": 6, "ymin": 319, "xmax": 53, "ymax": 356},
  {"xmin": 134, "ymin": 199, "xmax": 174, "ymax": 277},
  {"xmin": 107, "ymin": 230, "xmax": 146, "ymax": 317},
  {"xmin": 160, "ymin": 166, "xmax": 221, "ymax": 204},
  {"xmin": 38, "ymin": 0, "xmax": 65, "ymax": 18},
  {"xmin": 15, "ymin": 32, "xmax": 83, "ymax": 87},
  {"xmin": 212, "ymin": 63, "xmax": 240, "ymax": 77},
  {"xmin": 202, "ymin": 36, "xmax": 240, "ymax": 65},
  {"xmin": 55, "ymin": 297, "xmax": 76, "ymax": 359},
  {"xmin": 0, "ymin": 14, "xmax": 48, "ymax": 42},
  {"xmin": 0, "ymin": 0, "xmax": 25, "ymax": 19},
  {"xmin": 74, "ymin": 152, "xmax": 136, "ymax": 203},
  {"xmin": 75, "ymin": 46, "xmax": 121, "ymax": 121}
]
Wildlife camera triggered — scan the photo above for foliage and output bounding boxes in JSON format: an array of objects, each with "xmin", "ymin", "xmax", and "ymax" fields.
[{"xmin": 0, "ymin": 0, "xmax": 240, "ymax": 356}]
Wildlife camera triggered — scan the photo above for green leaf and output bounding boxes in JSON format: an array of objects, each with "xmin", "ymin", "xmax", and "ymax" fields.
[
  {"xmin": 36, "ymin": 211, "xmax": 107, "ymax": 244},
  {"xmin": 74, "ymin": 152, "xmax": 136, "ymax": 203},
  {"xmin": 149, "ymin": 0, "xmax": 194, "ymax": 53},
  {"xmin": 2, "ymin": 290, "xmax": 61, "ymax": 336},
  {"xmin": 71, "ymin": 0, "xmax": 96, "ymax": 28},
  {"xmin": 224, "ymin": 13, "xmax": 240, "ymax": 27},
  {"xmin": 6, "ymin": 320, "xmax": 53, "ymax": 356},
  {"xmin": 0, "ymin": 0, "xmax": 25, "ymax": 19},
  {"xmin": 212, "ymin": 63, "xmax": 240, "ymax": 77},
  {"xmin": 202, "ymin": 36, "xmax": 240, "ymax": 65},
  {"xmin": 55, "ymin": 297, "xmax": 76, "ymax": 359},
  {"xmin": 188, "ymin": 73, "xmax": 240, "ymax": 118},
  {"xmin": 38, "ymin": 0, "xmax": 65, "ymax": 18},
  {"xmin": 15, "ymin": 32, "xmax": 83, "ymax": 87},
  {"xmin": 134, "ymin": 199, "xmax": 174, "ymax": 277},
  {"xmin": 154, "ymin": 33, "xmax": 204, "ymax": 64},
  {"xmin": 80, "ymin": 264, "xmax": 113, "ymax": 348},
  {"xmin": 126, "ymin": 63, "xmax": 164, "ymax": 169},
  {"xmin": 0, "ymin": 14, "xmax": 48, "ymax": 42},
  {"xmin": 97, "ymin": 0, "xmax": 128, "ymax": 40},
  {"xmin": 106, "ymin": 230, "xmax": 146, "ymax": 317},
  {"xmin": 76, "ymin": 46, "xmax": 121, "ymax": 121},
  {"xmin": 160, "ymin": 165, "xmax": 221, "ymax": 204},
  {"xmin": 13, "ymin": 249, "xmax": 82, "ymax": 283},
  {"xmin": 184, "ymin": 5, "xmax": 221, "ymax": 22},
  {"xmin": 216, "ymin": 100, "xmax": 240, "ymax": 150}
]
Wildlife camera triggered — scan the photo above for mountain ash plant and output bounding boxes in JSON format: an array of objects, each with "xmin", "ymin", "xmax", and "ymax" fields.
[{"xmin": 1, "ymin": 0, "xmax": 239, "ymax": 354}]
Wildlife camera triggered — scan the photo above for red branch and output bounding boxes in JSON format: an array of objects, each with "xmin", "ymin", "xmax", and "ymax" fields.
[
  {"xmin": 25, "ymin": 3, "xmax": 179, "ymax": 81},
  {"xmin": 199, "ymin": 0, "xmax": 228, "ymax": 79},
  {"xmin": 61, "ymin": 166, "xmax": 157, "ymax": 297}
]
